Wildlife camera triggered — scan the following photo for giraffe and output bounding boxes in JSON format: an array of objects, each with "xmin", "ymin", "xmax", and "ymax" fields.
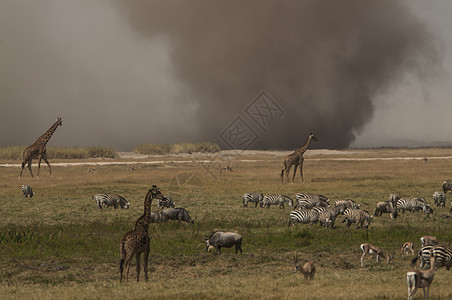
[
  {"xmin": 281, "ymin": 133, "xmax": 318, "ymax": 184},
  {"xmin": 19, "ymin": 117, "xmax": 63, "ymax": 179},
  {"xmin": 119, "ymin": 185, "xmax": 163, "ymax": 282}
]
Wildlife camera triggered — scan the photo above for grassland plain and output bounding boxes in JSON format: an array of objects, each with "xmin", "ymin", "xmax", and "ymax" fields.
[{"xmin": 1, "ymin": 148, "xmax": 452, "ymax": 299}]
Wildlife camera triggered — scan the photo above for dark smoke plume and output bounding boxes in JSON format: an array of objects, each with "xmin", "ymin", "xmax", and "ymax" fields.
[{"xmin": 115, "ymin": 0, "xmax": 438, "ymax": 149}]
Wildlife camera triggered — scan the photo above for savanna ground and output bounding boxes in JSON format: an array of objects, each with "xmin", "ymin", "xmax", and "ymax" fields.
[{"xmin": 1, "ymin": 148, "xmax": 452, "ymax": 299}]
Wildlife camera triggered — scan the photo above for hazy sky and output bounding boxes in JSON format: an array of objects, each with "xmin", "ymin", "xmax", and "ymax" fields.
[{"xmin": 0, "ymin": 1, "xmax": 450, "ymax": 151}]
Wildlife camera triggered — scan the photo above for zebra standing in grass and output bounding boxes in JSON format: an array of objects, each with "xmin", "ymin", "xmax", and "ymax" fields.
[
  {"xmin": 412, "ymin": 245, "xmax": 452, "ymax": 270},
  {"xmin": 92, "ymin": 194, "xmax": 130, "ymax": 209},
  {"xmin": 21, "ymin": 184, "xmax": 34, "ymax": 198},
  {"xmin": 396, "ymin": 198, "xmax": 433, "ymax": 215},
  {"xmin": 242, "ymin": 193, "xmax": 263, "ymax": 208},
  {"xmin": 433, "ymin": 191, "xmax": 446, "ymax": 208},
  {"xmin": 342, "ymin": 208, "xmax": 372, "ymax": 228},
  {"xmin": 294, "ymin": 193, "xmax": 329, "ymax": 210},
  {"xmin": 261, "ymin": 195, "xmax": 293, "ymax": 209},
  {"xmin": 314, "ymin": 205, "xmax": 344, "ymax": 228},
  {"xmin": 288, "ymin": 210, "xmax": 319, "ymax": 226},
  {"xmin": 157, "ymin": 195, "xmax": 175, "ymax": 209}
]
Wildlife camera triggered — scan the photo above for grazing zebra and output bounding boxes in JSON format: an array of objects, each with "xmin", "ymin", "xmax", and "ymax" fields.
[
  {"xmin": 432, "ymin": 191, "xmax": 446, "ymax": 208},
  {"xmin": 261, "ymin": 195, "xmax": 293, "ymax": 209},
  {"xmin": 342, "ymin": 208, "xmax": 372, "ymax": 228},
  {"xmin": 92, "ymin": 194, "xmax": 130, "ymax": 209},
  {"xmin": 288, "ymin": 210, "xmax": 319, "ymax": 226},
  {"xmin": 442, "ymin": 180, "xmax": 452, "ymax": 194},
  {"xmin": 396, "ymin": 198, "xmax": 433, "ymax": 215},
  {"xmin": 294, "ymin": 193, "xmax": 329, "ymax": 210},
  {"xmin": 334, "ymin": 199, "xmax": 360, "ymax": 209},
  {"xmin": 157, "ymin": 195, "xmax": 175, "ymax": 209},
  {"xmin": 21, "ymin": 184, "xmax": 34, "ymax": 198},
  {"xmin": 242, "ymin": 193, "xmax": 263, "ymax": 208},
  {"xmin": 412, "ymin": 245, "xmax": 452, "ymax": 270}
]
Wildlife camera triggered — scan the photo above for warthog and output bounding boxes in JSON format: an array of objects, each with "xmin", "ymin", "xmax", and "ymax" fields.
[
  {"xmin": 161, "ymin": 207, "xmax": 194, "ymax": 224},
  {"xmin": 202, "ymin": 231, "xmax": 242, "ymax": 255}
]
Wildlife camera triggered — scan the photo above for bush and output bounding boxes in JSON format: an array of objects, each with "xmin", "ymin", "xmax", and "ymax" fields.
[
  {"xmin": 0, "ymin": 146, "xmax": 118, "ymax": 160},
  {"xmin": 134, "ymin": 142, "xmax": 221, "ymax": 155}
]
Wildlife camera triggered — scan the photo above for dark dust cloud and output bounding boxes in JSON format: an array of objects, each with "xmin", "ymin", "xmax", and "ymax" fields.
[{"xmin": 0, "ymin": 1, "xmax": 440, "ymax": 150}]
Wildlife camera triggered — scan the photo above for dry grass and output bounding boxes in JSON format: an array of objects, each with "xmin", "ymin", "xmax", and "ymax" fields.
[{"xmin": 0, "ymin": 148, "xmax": 452, "ymax": 299}]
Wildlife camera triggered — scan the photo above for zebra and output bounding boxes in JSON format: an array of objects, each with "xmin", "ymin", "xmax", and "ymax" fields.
[
  {"xmin": 314, "ymin": 206, "xmax": 343, "ymax": 228},
  {"xmin": 294, "ymin": 193, "xmax": 329, "ymax": 210},
  {"xmin": 412, "ymin": 245, "xmax": 452, "ymax": 270},
  {"xmin": 21, "ymin": 184, "xmax": 34, "ymax": 198},
  {"xmin": 288, "ymin": 210, "xmax": 319, "ymax": 226},
  {"xmin": 261, "ymin": 195, "xmax": 293, "ymax": 209},
  {"xmin": 334, "ymin": 199, "xmax": 360, "ymax": 209},
  {"xmin": 157, "ymin": 195, "xmax": 175, "ymax": 209},
  {"xmin": 242, "ymin": 193, "xmax": 263, "ymax": 208},
  {"xmin": 92, "ymin": 194, "xmax": 130, "ymax": 209},
  {"xmin": 342, "ymin": 208, "xmax": 372, "ymax": 228},
  {"xmin": 396, "ymin": 198, "xmax": 433, "ymax": 215},
  {"xmin": 433, "ymin": 191, "xmax": 446, "ymax": 208},
  {"xmin": 442, "ymin": 180, "xmax": 452, "ymax": 194}
]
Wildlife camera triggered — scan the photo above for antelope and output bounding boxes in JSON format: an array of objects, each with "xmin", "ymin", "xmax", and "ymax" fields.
[
  {"xmin": 293, "ymin": 255, "xmax": 316, "ymax": 280},
  {"xmin": 401, "ymin": 242, "xmax": 415, "ymax": 256},
  {"xmin": 360, "ymin": 243, "xmax": 395, "ymax": 267},
  {"xmin": 406, "ymin": 251, "xmax": 436, "ymax": 300},
  {"xmin": 420, "ymin": 236, "xmax": 438, "ymax": 247}
]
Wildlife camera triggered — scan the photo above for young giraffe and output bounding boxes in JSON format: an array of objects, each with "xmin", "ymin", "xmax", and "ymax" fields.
[
  {"xmin": 19, "ymin": 117, "xmax": 63, "ymax": 179},
  {"xmin": 281, "ymin": 133, "xmax": 318, "ymax": 184},
  {"xmin": 119, "ymin": 185, "xmax": 163, "ymax": 282}
]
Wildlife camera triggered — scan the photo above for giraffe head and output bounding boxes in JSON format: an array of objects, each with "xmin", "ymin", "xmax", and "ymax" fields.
[
  {"xmin": 56, "ymin": 117, "xmax": 63, "ymax": 127},
  {"xmin": 309, "ymin": 133, "xmax": 318, "ymax": 142}
]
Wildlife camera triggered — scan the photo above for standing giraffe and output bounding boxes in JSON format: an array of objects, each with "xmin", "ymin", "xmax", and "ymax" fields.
[
  {"xmin": 119, "ymin": 185, "xmax": 163, "ymax": 282},
  {"xmin": 19, "ymin": 117, "xmax": 63, "ymax": 179},
  {"xmin": 281, "ymin": 133, "xmax": 318, "ymax": 184}
]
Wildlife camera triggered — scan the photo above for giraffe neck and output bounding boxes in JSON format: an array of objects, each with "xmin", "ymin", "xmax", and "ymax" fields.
[
  {"xmin": 34, "ymin": 119, "xmax": 61, "ymax": 147},
  {"xmin": 296, "ymin": 136, "xmax": 312, "ymax": 156},
  {"xmin": 134, "ymin": 189, "xmax": 157, "ymax": 229}
]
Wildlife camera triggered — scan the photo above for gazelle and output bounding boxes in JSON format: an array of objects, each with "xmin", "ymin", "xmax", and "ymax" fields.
[
  {"xmin": 420, "ymin": 236, "xmax": 438, "ymax": 247},
  {"xmin": 360, "ymin": 243, "xmax": 395, "ymax": 267},
  {"xmin": 407, "ymin": 252, "xmax": 436, "ymax": 300},
  {"xmin": 293, "ymin": 254, "xmax": 316, "ymax": 280},
  {"xmin": 402, "ymin": 242, "xmax": 415, "ymax": 255}
]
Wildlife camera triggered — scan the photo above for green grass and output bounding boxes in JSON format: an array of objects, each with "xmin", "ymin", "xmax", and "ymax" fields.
[{"xmin": 0, "ymin": 148, "xmax": 452, "ymax": 299}]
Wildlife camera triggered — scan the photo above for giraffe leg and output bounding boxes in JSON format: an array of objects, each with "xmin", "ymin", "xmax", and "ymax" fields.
[
  {"xmin": 136, "ymin": 252, "xmax": 141, "ymax": 282},
  {"xmin": 27, "ymin": 161, "xmax": 34, "ymax": 178},
  {"xmin": 43, "ymin": 155, "xmax": 53, "ymax": 178},
  {"xmin": 292, "ymin": 164, "xmax": 298, "ymax": 184},
  {"xmin": 37, "ymin": 155, "xmax": 43, "ymax": 179},
  {"xmin": 124, "ymin": 255, "xmax": 132, "ymax": 282},
  {"xmin": 143, "ymin": 246, "xmax": 150, "ymax": 282},
  {"xmin": 285, "ymin": 165, "xmax": 292, "ymax": 184},
  {"xmin": 300, "ymin": 161, "xmax": 304, "ymax": 182}
]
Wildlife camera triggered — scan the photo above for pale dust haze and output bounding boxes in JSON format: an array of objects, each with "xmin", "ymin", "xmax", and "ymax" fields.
[{"xmin": 0, "ymin": 1, "xmax": 443, "ymax": 150}]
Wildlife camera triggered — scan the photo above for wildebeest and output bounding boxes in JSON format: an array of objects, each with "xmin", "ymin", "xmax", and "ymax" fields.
[
  {"xmin": 242, "ymin": 193, "xmax": 263, "ymax": 208},
  {"xmin": 374, "ymin": 201, "xmax": 397, "ymax": 219},
  {"xmin": 149, "ymin": 211, "xmax": 165, "ymax": 223},
  {"xmin": 161, "ymin": 207, "xmax": 194, "ymax": 224},
  {"xmin": 442, "ymin": 180, "xmax": 452, "ymax": 194},
  {"xmin": 202, "ymin": 231, "xmax": 242, "ymax": 255},
  {"xmin": 433, "ymin": 191, "xmax": 446, "ymax": 208}
]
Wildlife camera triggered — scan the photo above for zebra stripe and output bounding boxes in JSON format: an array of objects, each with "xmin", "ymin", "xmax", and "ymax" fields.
[
  {"xmin": 396, "ymin": 198, "xmax": 433, "ymax": 215},
  {"xmin": 242, "ymin": 193, "xmax": 263, "ymax": 208},
  {"xmin": 261, "ymin": 195, "xmax": 293, "ymax": 209},
  {"xmin": 157, "ymin": 196, "xmax": 175, "ymax": 209},
  {"xmin": 412, "ymin": 245, "xmax": 452, "ymax": 270},
  {"xmin": 294, "ymin": 193, "xmax": 329, "ymax": 210},
  {"xmin": 342, "ymin": 208, "xmax": 372, "ymax": 228},
  {"xmin": 21, "ymin": 184, "xmax": 34, "ymax": 198},
  {"xmin": 288, "ymin": 210, "xmax": 319, "ymax": 226},
  {"xmin": 92, "ymin": 194, "xmax": 129, "ymax": 209},
  {"xmin": 433, "ymin": 191, "xmax": 446, "ymax": 208}
]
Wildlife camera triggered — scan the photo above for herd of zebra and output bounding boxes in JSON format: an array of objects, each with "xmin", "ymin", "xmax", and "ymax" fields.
[
  {"xmin": 243, "ymin": 189, "xmax": 451, "ymax": 230},
  {"xmin": 91, "ymin": 193, "xmax": 194, "ymax": 224}
]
